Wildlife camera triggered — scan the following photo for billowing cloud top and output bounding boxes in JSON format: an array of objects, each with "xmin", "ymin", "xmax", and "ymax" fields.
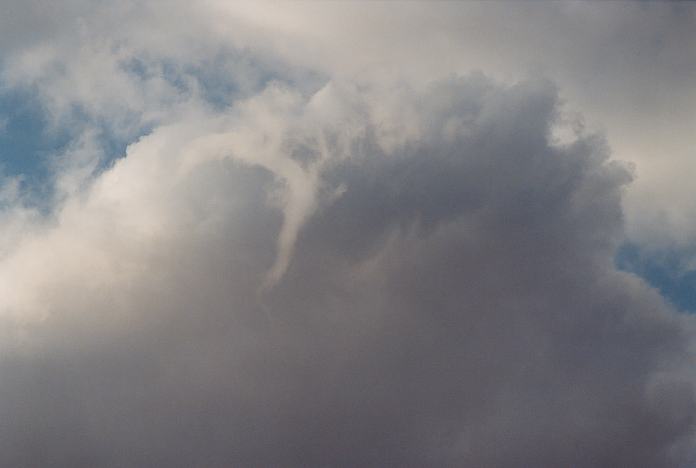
[{"xmin": 0, "ymin": 2, "xmax": 695, "ymax": 467}]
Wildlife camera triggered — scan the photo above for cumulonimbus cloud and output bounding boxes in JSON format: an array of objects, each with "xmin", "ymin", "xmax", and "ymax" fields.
[
  {"xmin": 0, "ymin": 72, "xmax": 693, "ymax": 467},
  {"xmin": 0, "ymin": 3, "xmax": 695, "ymax": 468}
]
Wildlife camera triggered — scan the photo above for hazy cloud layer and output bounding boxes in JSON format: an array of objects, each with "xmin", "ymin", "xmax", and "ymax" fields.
[{"xmin": 0, "ymin": 2, "xmax": 695, "ymax": 468}]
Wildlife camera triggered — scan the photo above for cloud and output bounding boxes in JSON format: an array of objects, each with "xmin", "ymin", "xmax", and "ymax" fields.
[
  {"xmin": 191, "ymin": 1, "xmax": 696, "ymax": 252},
  {"xmin": 4, "ymin": 1, "xmax": 695, "ymax": 251},
  {"xmin": 0, "ymin": 70, "xmax": 693, "ymax": 467},
  {"xmin": 0, "ymin": 2, "xmax": 695, "ymax": 467}
]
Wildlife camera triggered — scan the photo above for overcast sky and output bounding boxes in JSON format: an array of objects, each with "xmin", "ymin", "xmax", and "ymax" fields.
[{"xmin": 0, "ymin": 2, "xmax": 695, "ymax": 467}]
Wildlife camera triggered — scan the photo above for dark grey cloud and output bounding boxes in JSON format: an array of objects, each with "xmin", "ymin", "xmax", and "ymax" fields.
[{"xmin": 0, "ymin": 75, "xmax": 693, "ymax": 467}]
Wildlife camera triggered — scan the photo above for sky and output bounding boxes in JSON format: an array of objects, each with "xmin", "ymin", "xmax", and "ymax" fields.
[{"xmin": 0, "ymin": 1, "xmax": 695, "ymax": 467}]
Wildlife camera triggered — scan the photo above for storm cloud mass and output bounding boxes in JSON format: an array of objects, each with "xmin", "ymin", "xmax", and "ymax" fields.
[{"xmin": 0, "ymin": 2, "xmax": 695, "ymax": 467}]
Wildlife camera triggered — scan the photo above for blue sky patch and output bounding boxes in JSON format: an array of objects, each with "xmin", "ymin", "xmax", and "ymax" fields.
[{"xmin": 616, "ymin": 242, "xmax": 696, "ymax": 313}]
